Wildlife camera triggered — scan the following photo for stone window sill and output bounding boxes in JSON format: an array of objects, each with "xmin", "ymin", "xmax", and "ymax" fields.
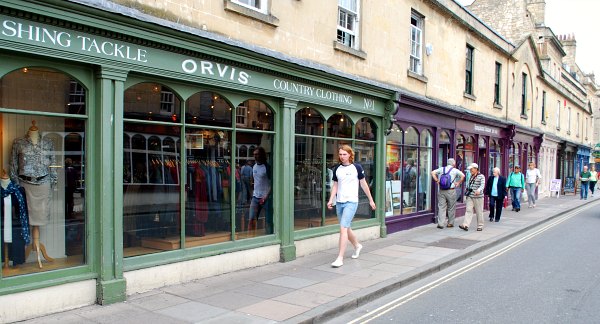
[
  {"xmin": 407, "ymin": 70, "xmax": 428, "ymax": 83},
  {"xmin": 224, "ymin": 1, "xmax": 279, "ymax": 27},
  {"xmin": 463, "ymin": 92, "xmax": 476, "ymax": 101},
  {"xmin": 520, "ymin": 114, "xmax": 528, "ymax": 120},
  {"xmin": 493, "ymin": 103, "xmax": 503, "ymax": 110},
  {"xmin": 333, "ymin": 42, "xmax": 367, "ymax": 60}
]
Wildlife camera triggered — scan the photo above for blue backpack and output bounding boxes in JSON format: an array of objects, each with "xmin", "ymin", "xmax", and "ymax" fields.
[{"xmin": 439, "ymin": 167, "xmax": 454, "ymax": 190}]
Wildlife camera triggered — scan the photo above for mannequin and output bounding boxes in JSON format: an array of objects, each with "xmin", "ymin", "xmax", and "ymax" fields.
[
  {"xmin": 10, "ymin": 121, "xmax": 56, "ymax": 268},
  {"xmin": 1, "ymin": 169, "xmax": 30, "ymax": 268}
]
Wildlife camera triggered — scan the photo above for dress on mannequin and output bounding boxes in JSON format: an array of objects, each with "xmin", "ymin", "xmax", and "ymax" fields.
[{"xmin": 9, "ymin": 121, "xmax": 56, "ymax": 268}]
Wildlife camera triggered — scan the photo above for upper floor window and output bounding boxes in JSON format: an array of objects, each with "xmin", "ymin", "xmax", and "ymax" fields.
[
  {"xmin": 576, "ymin": 112, "xmax": 580, "ymax": 137},
  {"xmin": 232, "ymin": 0, "xmax": 268, "ymax": 14},
  {"xmin": 409, "ymin": 11, "xmax": 424, "ymax": 75},
  {"xmin": 521, "ymin": 73, "xmax": 528, "ymax": 116},
  {"xmin": 556, "ymin": 100, "xmax": 560, "ymax": 130},
  {"xmin": 337, "ymin": 0, "xmax": 359, "ymax": 49},
  {"xmin": 494, "ymin": 62, "xmax": 501, "ymax": 105},
  {"xmin": 567, "ymin": 106, "xmax": 571, "ymax": 133},
  {"xmin": 465, "ymin": 45, "xmax": 474, "ymax": 95},
  {"xmin": 541, "ymin": 91, "xmax": 546, "ymax": 123}
]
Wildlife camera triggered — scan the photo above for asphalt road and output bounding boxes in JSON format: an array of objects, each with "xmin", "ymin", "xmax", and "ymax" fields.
[{"xmin": 329, "ymin": 201, "xmax": 600, "ymax": 324}]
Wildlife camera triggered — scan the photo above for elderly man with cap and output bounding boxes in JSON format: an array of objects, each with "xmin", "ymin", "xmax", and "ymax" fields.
[
  {"xmin": 459, "ymin": 163, "xmax": 485, "ymax": 231},
  {"xmin": 506, "ymin": 164, "xmax": 525, "ymax": 212}
]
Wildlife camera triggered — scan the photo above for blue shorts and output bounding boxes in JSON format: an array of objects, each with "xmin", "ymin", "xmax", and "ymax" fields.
[{"xmin": 335, "ymin": 201, "xmax": 358, "ymax": 228}]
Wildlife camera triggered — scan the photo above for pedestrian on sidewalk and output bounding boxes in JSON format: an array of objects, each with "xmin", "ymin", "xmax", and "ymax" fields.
[
  {"xmin": 459, "ymin": 163, "xmax": 485, "ymax": 231},
  {"xmin": 327, "ymin": 145, "xmax": 376, "ymax": 268},
  {"xmin": 589, "ymin": 165, "xmax": 597, "ymax": 197},
  {"xmin": 484, "ymin": 167, "xmax": 506, "ymax": 222},
  {"xmin": 431, "ymin": 158, "xmax": 465, "ymax": 229},
  {"xmin": 506, "ymin": 165, "xmax": 525, "ymax": 212},
  {"xmin": 525, "ymin": 162, "xmax": 541, "ymax": 208},
  {"xmin": 580, "ymin": 165, "xmax": 591, "ymax": 200}
]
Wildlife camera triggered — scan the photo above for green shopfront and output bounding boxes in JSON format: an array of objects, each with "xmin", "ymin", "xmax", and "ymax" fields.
[{"xmin": 0, "ymin": 1, "xmax": 395, "ymax": 320}]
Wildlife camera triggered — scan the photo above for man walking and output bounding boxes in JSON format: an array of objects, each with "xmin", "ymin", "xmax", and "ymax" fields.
[{"xmin": 431, "ymin": 158, "xmax": 465, "ymax": 229}]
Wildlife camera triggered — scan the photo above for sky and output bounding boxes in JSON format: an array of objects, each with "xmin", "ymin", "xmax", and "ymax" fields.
[{"xmin": 457, "ymin": 0, "xmax": 600, "ymax": 78}]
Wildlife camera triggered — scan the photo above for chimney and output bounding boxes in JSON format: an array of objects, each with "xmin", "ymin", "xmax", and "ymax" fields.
[
  {"xmin": 560, "ymin": 34, "xmax": 577, "ymax": 68},
  {"xmin": 526, "ymin": 0, "xmax": 546, "ymax": 27}
]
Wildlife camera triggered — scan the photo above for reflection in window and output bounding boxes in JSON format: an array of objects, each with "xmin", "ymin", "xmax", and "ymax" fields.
[
  {"xmin": 296, "ymin": 108, "xmax": 324, "ymax": 136},
  {"xmin": 1, "ymin": 67, "xmax": 87, "ymax": 276},
  {"xmin": 124, "ymin": 82, "xmax": 181, "ymax": 122},
  {"xmin": 327, "ymin": 113, "xmax": 353, "ymax": 138},
  {"xmin": 356, "ymin": 117, "xmax": 376, "ymax": 140},
  {"xmin": 186, "ymin": 91, "xmax": 232, "ymax": 127},
  {"xmin": 236, "ymin": 100, "xmax": 273, "ymax": 131}
]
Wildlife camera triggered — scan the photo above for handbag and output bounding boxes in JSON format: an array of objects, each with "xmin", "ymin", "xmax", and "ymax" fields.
[{"xmin": 503, "ymin": 196, "xmax": 509, "ymax": 208}]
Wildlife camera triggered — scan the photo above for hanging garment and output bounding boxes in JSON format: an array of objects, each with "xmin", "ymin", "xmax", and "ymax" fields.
[{"xmin": 1, "ymin": 182, "xmax": 31, "ymax": 265}]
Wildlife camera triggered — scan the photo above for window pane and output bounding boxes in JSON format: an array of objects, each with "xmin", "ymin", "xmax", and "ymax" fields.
[
  {"xmin": 295, "ymin": 108, "xmax": 324, "ymax": 136},
  {"xmin": 186, "ymin": 92, "xmax": 232, "ymax": 127},
  {"xmin": 236, "ymin": 100, "xmax": 273, "ymax": 131},
  {"xmin": 387, "ymin": 124, "xmax": 403, "ymax": 144},
  {"xmin": 402, "ymin": 147, "xmax": 418, "ymax": 213},
  {"xmin": 405, "ymin": 127, "xmax": 418, "ymax": 145},
  {"xmin": 124, "ymin": 83, "xmax": 181, "ymax": 122},
  {"xmin": 123, "ymin": 124, "xmax": 181, "ymax": 257},
  {"xmin": 1, "ymin": 67, "xmax": 87, "ymax": 276},
  {"xmin": 354, "ymin": 142, "xmax": 376, "ymax": 220},
  {"xmin": 294, "ymin": 136, "xmax": 324, "ymax": 229},
  {"xmin": 184, "ymin": 128, "xmax": 233, "ymax": 246},
  {"xmin": 386, "ymin": 143, "xmax": 402, "ymax": 216},
  {"xmin": 420, "ymin": 130, "xmax": 432, "ymax": 147},
  {"xmin": 355, "ymin": 117, "xmax": 376, "ymax": 140},
  {"xmin": 235, "ymin": 133, "xmax": 273, "ymax": 236},
  {"xmin": 325, "ymin": 139, "xmax": 351, "ymax": 224},
  {"xmin": 327, "ymin": 113, "xmax": 353, "ymax": 138},
  {"xmin": 418, "ymin": 147, "xmax": 432, "ymax": 212},
  {"xmin": 1, "ymin": 67, "xmax": 87, "ymax": 115}
]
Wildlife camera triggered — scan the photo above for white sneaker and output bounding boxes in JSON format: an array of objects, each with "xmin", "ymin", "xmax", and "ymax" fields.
[
  {"xmin": 331, "ymin": 259, "xmax": 343, "ymax": 268},
  {"xmin": 352, "ymin": 244, "xmax": 363, "ymax": 259}
]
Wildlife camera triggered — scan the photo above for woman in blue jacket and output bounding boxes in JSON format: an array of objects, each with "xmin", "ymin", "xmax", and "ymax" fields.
[{"xmin": 484, "ymin": 167, "xmax": 507, "ymax": 222}]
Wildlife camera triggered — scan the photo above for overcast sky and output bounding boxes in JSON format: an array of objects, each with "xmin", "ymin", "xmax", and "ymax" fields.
[{"xmin": 457, "ymin": 0, "xmax": 600, "ymax": 77}]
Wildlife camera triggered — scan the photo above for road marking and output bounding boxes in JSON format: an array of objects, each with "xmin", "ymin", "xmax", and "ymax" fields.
[{"xmin": 350, "ymin": 201, "xmax": 598, "ymax": 324}]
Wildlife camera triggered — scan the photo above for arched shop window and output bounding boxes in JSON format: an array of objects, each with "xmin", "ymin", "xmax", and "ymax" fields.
[
  {"xmin": 489, "ymin": 140, "xmax": 502, "ymax": 176},
  {"xmin": 456, "ymin": 135, "xmax": 476, "ymax": 202},
  {"xmin": 235, "ymin": 99, "xmax": 275, "ymax": 236},
  {"xmin": 527, "ymin": 144, "xmax": 535, "ymax": 164},
  {"xmin": 386, "ymin": 125, "xmax": 403, "ymax": 216},
  {"xmin": 402, "ymin": 127, "xmax": 419, "ymax": 213},
  {"xmin": 438, "ymin": 130, "xmax": 451, "ymax": 167},
  {"xmin": 0, "ymin": 67, "xmax": 87, "ymax": 276},
  {"xmin": 123, "ymin": 84, "xmax": 276, "ymax": 258},
  {"xmin": 294, "ymin": 110, "xmax": 377, "ymax": 230},
  {"xmin": 418, "ymin": 130, "xmax": 433, "ymax": 212},
  {"xmin": 385, "ymin": 125, "xmax": 432, "ymax": 216}
]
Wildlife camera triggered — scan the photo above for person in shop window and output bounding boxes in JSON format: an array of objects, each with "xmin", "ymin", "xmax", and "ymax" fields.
[{"xmin": 248, "ymin": 147, "xmax": 272, "ymax": 233}]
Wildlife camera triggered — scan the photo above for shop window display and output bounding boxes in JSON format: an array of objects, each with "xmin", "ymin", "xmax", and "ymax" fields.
[
  {"xmin": 123, "ymin": 85, "xmax": 276, "ymax": 256},
  {"xmin": 0, "ymin": 67, "xmax": 86, "ymax": 276},
  {"xmin": 294, "ymin": 110, "xmax": 376, "ymax": 230}
]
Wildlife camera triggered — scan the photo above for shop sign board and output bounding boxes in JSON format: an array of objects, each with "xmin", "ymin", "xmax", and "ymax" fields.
[{"xmin": 0, "ymin": 14, "xmax": 385, "ymax": 114}]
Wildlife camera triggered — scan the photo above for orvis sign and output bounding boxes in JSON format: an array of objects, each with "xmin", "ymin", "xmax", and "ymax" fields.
[{"xmin": 0, "ymin": 15, "xmax": 384, "ymax": 114}]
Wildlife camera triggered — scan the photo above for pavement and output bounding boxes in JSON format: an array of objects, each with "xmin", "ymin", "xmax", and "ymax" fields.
[{"xmin": 19, "ymin": 193, "xmax": 596, "ymax": 324}]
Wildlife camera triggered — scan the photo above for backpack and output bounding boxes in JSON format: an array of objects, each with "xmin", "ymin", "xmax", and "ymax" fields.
[{"xmin": 439, "ymin": 167, "xmax": 454, "ymax": 190}]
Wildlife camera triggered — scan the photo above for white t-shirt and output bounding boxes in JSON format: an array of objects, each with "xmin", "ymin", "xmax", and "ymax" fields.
[
  {"xmin": 525, "ymin": 168, "xmax": 541, "ymax": 184},
  {"xmin": 332, "ymin": 163, "xmax": 365, "ymax": 203},
  {"xmin": 252, "ymin": 163, "xmax": 270, "ymax": 198}
]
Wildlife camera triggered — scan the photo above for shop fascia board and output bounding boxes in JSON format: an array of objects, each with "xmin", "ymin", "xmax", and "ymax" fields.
[{"xmin": 2, "ymin": 0, "xmax": 396, "ymax": 102}]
